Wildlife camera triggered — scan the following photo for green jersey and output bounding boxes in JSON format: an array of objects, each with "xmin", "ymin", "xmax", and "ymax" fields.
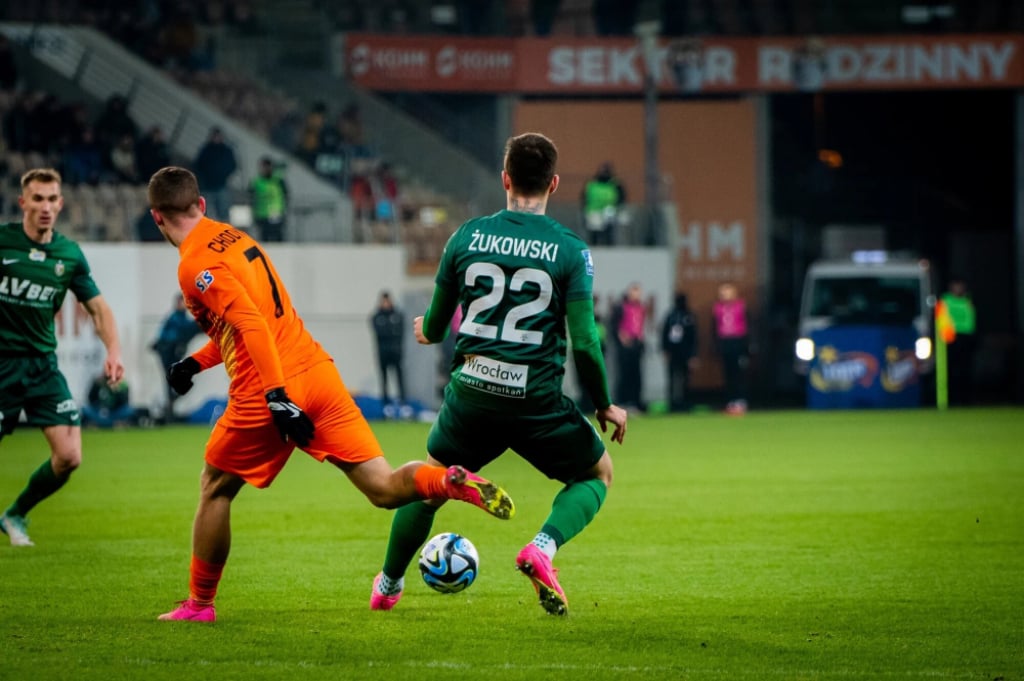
[
  {"xmin": 0, "ymin": 222, "xmax": 100, "ymax": 355},
  {"xmin": 434, "ymin": 209, "xmax": 595, "ymax": 411}
]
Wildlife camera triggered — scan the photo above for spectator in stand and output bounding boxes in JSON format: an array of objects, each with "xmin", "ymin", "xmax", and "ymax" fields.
[
  {"xmin": 150, "ymin": 293, "xmax": 202, "ymax": 419},
  {"xmin": 94, "ymin": 95, "xmax": 139, "ymax": 158},
  {"xmin": 712, "ymin": 282, "xmax": 750, "ymax": 415},
  {"xmin": 248, "ymin": 156, "xmax": 288, "ymax": 242},
  {"xmin": 192, "ymin": 126, "xmax": 237, "ymax": 221},
  {"xmin": 3, "ymin": 92, "xmax": 38, "ymax": 153},
  {"xmin": 136, "ymin": 125, "xmax": 171, "ymax": 181},
  {"xmin": 62, "ymin": 126, "xmax": 106, "ymax": 185},
  {"xmin": 108, "ymin": 133, "xmax": 139, "ymax": 183},
  {"xmin": 660, "ymin": 292, "xmax": 698, "ymax": 412},
  {"xmin": 62, "ymin": 101, "xmax": 91, "ymax": 148},
  {"xmin": 36, "ymin": 94, "xmax": 76, "ymax": 156},
  {"xmin": 614, "ymin": 283, "xmax": 647, "ymax": 413},
  {"xmin": 581, "ymin": 162, "xmax": 626, "ymax": 246},
  {"xmin": 338, "ymin": 102, "xmax": 367, "ymax": 150},
  {"xmin": 159, "ymin": 3, "xmax": 199, "ymax": 73},
  {"xmin": 297, "ymin": 101, "xmax": 327, "ymax": 166},
  {"xmin": 369, "ymin": 290, "xmax": 407, "ymax": 409},
  {"xmin": 374, "ymin": 162, "xmax": 399, "ymax": 221}
]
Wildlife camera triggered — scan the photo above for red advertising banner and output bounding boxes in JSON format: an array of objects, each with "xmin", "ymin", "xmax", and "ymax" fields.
[
  {"xmin": 346, "ymin": 35, "xmax": 518, "ymax": 92},
  {"xmin": 345, "ymin": 33, "xmax": 1024, "ymax": 93}
]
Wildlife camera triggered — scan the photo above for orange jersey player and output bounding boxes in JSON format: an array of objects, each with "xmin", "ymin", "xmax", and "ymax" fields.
[{"xmin": 146, "ymin": 167, "xmax": 515, "ymax": 623}]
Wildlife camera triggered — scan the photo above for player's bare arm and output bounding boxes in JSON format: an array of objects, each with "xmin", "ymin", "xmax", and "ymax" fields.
[{"xmin": 82, "ymin": 294, "xmax": 125, "ymax": 385}]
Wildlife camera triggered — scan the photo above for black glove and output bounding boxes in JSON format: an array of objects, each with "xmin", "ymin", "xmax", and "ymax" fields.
[
  {"xmin": 167, "ymin": 357, "xmax": 201, "ymax": 396},
  {"xmin": 266, "ymin": 388, "xmax": 314, "ymax": 447}
]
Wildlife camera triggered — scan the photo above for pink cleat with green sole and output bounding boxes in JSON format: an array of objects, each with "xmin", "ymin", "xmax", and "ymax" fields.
[
  {"xmin": 443, "ymin": 466, "xmax": 515, "ymax": 520},
  {"xmin": 516, "ymin": 544, "xmax": 568, "ymax": 616}
]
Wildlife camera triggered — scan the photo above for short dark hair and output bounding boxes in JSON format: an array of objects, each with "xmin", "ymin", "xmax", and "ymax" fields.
[
  {"xmin": 503, "ymin": 132, "xmax": 557, "ymax": 196},
  {"xmin": 148, "ymin": 166, "xmax": 201, "ymax": 216}
]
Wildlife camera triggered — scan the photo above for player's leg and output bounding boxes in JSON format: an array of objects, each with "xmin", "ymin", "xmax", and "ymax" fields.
[
  {"xmin": 159, "ymin": 463, "xmax": 245, "ymax": 622},
  {"xmin": 514, "ymin": 399, "xmax": 613, "ymax": 615},
  {"xmin": 339, "ymin": 454, "xmax": 513, "ymax": 518},
  {"xmin": 299, "ymin": 361, "xmax": 513, "ymax": 517},
  {"xmin": 368, "ymin": 399, "xmax": 508, "ymax": 610},
  {"xmin": 1, "ymin": 362, "xmax": 82, "ymax": 547},
  {"xmin": 370, "ymin": 472, "xmax": 445, "ymax": 610}
]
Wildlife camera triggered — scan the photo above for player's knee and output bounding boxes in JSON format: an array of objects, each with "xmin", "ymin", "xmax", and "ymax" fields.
[
  {"xmin": 363, "ymin": 487, "xmax": 402, "ymax": 509},
  {"xmin": 588, "ymin": 452, "xmax": 613, "ymax": 488},
  {"xmin": 52, "ymin": 449, "xmax": 81, "ymax": 476}
]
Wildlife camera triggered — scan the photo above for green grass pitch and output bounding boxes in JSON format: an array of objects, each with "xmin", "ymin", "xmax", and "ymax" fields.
[{"xmin": 0, "ymin": 408, "xmax": 1021, "ymax": 680}]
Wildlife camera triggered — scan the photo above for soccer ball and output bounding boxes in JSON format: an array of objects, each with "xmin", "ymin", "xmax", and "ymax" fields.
[{"xmin": 418, "ymin": 532, "xmax": 479, "ymax": 594}]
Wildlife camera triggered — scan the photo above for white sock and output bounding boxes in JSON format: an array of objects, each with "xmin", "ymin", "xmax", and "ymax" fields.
[
  {"xmin": 531, "ymin": 532, "xmax": 558, "ymax": 560},
  {"xmin": 377, "ymin": 573, "xmax": 404, "ymax": 596}
]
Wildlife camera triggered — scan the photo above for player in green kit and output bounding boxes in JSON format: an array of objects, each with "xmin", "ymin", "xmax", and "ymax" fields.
[
  {"xmin": 0, "ymin": 168, "xmax": 124, "ymax": 546},
  {"xmin": 369, "ymin": 133, "xmax": 628, "ymax": 615}
]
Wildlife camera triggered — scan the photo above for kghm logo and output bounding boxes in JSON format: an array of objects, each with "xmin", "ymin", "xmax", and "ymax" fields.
[
  {"xmin": 809, "ymin": 346, "xmax": 879, "ymax": 393},
  {"xmin": 880, "ymin": 346, "xmax": 918, "ymax": 393}
]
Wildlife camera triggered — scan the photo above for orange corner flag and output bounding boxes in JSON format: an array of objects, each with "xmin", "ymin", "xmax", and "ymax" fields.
[{"xmin": 935, "ymin": 300, "xmax": 956, "ymax": 344}]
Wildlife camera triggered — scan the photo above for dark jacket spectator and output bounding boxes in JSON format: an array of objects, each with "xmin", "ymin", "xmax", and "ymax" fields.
[
  {"xmin": 136, "ymin": 125, "xmax": 171, "ymax": 180},
  {"xmin": 62, "ymin": 126, "xmax": 106, "ymax": 185},
  {"xmin": 94, "ymin": 95, "xmax": 139, "ymax": 153},
  {"xmin": 193, "ymin": 127, "xmax": 238, "ymax": 221}
]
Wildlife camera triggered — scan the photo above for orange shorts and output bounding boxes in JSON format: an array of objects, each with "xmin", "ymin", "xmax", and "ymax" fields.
[{"xmin": 204, "ymin": 360, "xmax": 384, "ymax": 488}]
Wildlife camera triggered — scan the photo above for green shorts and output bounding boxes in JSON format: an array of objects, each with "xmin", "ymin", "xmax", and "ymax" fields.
[
  {"xmin": 0, "ymin": 355, "xmax": 80, "ymax": 435},
  {"xmin": 426, "ymin": 392, "xmax": 606, "ymax": 484}
]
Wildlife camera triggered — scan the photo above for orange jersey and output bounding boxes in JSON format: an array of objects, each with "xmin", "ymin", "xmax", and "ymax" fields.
[{"xmin": 177, "ymin": 217, "xmax": 331, "ymax": 426}]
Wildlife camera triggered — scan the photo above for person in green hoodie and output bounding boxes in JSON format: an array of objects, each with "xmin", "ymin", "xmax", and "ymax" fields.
[{"xmin": 248, "ymin": 156, "xmax": 288, "ymax": 242}]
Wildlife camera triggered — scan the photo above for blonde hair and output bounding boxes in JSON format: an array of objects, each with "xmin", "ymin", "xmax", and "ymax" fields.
[{"xmin": 21, "ymin": 168, "xmax": 62, "ymax": 189}]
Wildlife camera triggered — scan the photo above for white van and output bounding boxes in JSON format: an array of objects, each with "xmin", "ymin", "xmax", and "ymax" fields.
[{"xmin": 794, "ymin": 251, "xmax": 935, "ymax": 374}]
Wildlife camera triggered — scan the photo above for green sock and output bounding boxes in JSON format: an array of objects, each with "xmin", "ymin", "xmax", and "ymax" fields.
[
  {"xmin": 540, "ymin": 479, "xmax": 608, "ymax": 548},
  {"xmin": 7, "ymin": 459, "xmax": 69, "ymax": 518},
  {"xmin": 382, "ymin": 501, "xmax": 438, "ymax": 579}
]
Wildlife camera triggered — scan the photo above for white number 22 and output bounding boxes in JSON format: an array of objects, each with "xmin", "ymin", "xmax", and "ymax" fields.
[{"xmin": 459, "ymin": 263, "xmax": 552, "ymax": 345}]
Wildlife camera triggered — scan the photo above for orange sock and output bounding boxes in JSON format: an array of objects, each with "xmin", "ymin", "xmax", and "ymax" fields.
[
  {"xmin": 413, "ymin": 464, "xmax": 448, "ymax": 500},
  {"xmin": 189, "ymin": 555, "xmax": 225, "ymax": 606}
]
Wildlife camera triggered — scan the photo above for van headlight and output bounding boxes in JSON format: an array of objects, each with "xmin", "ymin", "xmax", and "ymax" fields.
[
  {"xmin": 795, "ymin": 337, "xmax": 815, "ymax": 362},
  {"xmin": 915, "ymin": 337, "xmax": 932, "ymax": 360}
]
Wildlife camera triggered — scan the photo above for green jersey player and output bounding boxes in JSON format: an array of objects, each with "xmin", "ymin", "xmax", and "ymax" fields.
[
  {"xmin": 370, "ymin": 132, "xmax": 628, "ymax": 616},
  {"xmin": 0, "ymin": 168, "xmax": 124, "ymax": 546}
]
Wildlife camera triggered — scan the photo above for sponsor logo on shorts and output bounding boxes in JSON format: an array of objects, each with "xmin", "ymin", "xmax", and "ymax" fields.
[
  {"xmin": 458, "ymin": 354, "xmax": 528, "ymax": 398},
  {"xmin": 56, "ymin": 399, "xmax": 78, "ymax": 415}
]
